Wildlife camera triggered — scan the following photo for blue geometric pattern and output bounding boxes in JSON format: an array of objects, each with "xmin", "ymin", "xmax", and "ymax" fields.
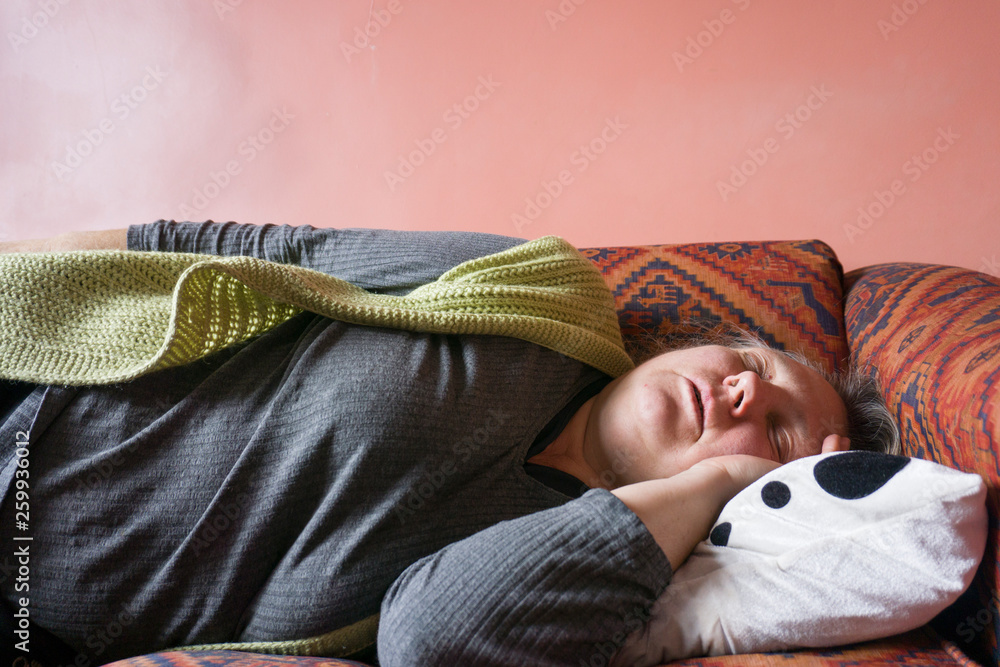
[
  {"xmin": 583, "ymin": 240, "xmax": 848, "ymax": 371},
  {"xmin": 845, "ymin": 262, "xmax": 1000, "ymax": 666}
]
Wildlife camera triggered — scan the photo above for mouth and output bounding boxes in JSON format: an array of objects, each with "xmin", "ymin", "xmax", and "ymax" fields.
[{"xmin": 689, "ymin": 379, "xmax": 704, "ymax": 438}]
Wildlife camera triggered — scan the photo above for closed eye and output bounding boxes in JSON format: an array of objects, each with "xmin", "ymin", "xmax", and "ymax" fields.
[
  {"xmin": 739, "ymin": 350, "xmax": 772, "ymax": 380},
  {"xmin": 740, "ymin": 350, "xmax": 788, "ymax": 461}
]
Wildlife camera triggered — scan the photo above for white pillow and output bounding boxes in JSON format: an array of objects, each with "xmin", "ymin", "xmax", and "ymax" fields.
[{"xmin": 613, "ymin": 451, "xmax": 988, "ymax": 666}]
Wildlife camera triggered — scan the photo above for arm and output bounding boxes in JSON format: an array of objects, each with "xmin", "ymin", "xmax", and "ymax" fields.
[
  {"xmin": 377, "ymin": 457, "xmax": 777, "ymax": 667},
  {"xmin": 0, "ymin": 228, "xmax": 127, "ymax": 253},
  {"xmin": 127, "ymin": 220, "xmax": 528, "ymax": 295},
  {"xmin": 612, "ymin": 455, "xmax": 781, "ymax": 568},
  {"xmin": 1, "ymin": 221, "xmax": 528, "ymax": 295},
  {"xmin": 377, "ymin": 490, "xmax": 671, "ymax": 667}
]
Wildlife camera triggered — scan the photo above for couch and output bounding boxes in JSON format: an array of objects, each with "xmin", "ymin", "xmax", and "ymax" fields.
[{"xmin": 94, "ymin": 239, "xmax": 998, "ymax": 666}]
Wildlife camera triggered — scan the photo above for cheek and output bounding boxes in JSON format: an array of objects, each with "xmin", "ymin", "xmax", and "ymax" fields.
[{"xmin": 708, "ymin": 425, "xmax": 772, "ymax": 460}]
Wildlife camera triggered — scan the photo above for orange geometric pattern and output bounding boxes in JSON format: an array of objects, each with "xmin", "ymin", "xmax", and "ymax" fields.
[
  {"xmin": 844, "ymin": 262, "xmax": 1000, "ymax": 667},
  {"xmin": 105, "ymin": 631, "xmax": 978, "ymax": 667},
  {"xmin": 582, "ymin": 240, "xmax": 849, "ymax": 373},
  {"xmin": 105, "ymin": 652, "xmax": 369, "ymax": 667}
]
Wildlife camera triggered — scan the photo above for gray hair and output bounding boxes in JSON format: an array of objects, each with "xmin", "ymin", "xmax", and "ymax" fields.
[{"xmin": 624, "ymin": 322, "xmax": 902, "ymax": 456}]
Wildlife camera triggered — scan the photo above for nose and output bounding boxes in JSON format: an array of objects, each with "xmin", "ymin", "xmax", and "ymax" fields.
[{"xmin": 724, "ymin": 371, "xmax": 764, "ymax": 419}]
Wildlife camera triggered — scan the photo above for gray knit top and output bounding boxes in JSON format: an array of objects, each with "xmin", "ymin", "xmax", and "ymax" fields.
[{"xmin": 0, "ymin": 221, "xmax": 671, "ymax": 666}]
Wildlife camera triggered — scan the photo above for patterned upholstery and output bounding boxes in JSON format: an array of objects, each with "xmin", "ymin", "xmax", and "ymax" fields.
[
  {"xmin": 581, "ymin": 240, "xmax": 849, "ymax": 373},
  {"xmin": 104, "ymin": 651, "xmax": 371, "ymax": 666},
  {"xmin": 103, "ymin": 633, "xmax": 977, "ymax": 667},
  {"xmin": 844, "ymin": 263, "xmax": 1000, "ymax": 667},
  {"xmin": 104, "ymin": 633, "xmax": 978, "ymax": 667}
]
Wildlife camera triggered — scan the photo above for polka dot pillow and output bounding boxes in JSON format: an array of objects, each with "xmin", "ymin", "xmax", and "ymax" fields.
[{"xmin": 612, "ymin": 451, "xmax": 988, "ymax": 665}]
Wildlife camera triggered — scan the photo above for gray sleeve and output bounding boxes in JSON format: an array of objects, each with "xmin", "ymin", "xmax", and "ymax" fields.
[
  {"xmin": 126, "ymin": 220, "xmax": 528, "ymax": 294},
  {"xmin": 376, "ymin": 489, "xmax": 672, "ymax": 667}
]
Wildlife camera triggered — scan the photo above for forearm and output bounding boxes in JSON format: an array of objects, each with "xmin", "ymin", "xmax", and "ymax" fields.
[
  {"xmin": 378, "ymin": 490, "xmax": 671, "ymax": 666},
  {"xmin": 128, "ymin": 220, "xmax": 528, "ymax": 294},
  {"xmin": 0, "ymin": 228, "xmax": 127, "ymax": 253},
  {"xmin": 611, "ymin": 466, "xmax": 737, "ymax": 570},
  {"xmin": 612, "ymin": 455, "xmax": 781, "ymax": 570}
]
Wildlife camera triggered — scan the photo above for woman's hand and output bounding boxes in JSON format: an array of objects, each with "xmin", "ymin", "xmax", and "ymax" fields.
[
  {"xmin": 688, "ymin": 454, "xmax": 782, "ymax": 495},
  {"xmin": 0, "ymin": 228, "xmax": 128, "ymax": 254},
  {"xmin": 611, "ymin": 455, "xmax": 780, "ymax": 571}
]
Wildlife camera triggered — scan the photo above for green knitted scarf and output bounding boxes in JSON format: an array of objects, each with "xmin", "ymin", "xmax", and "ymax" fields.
[{"xmin": 0, "ymin": 235, "xmax": 634, "ymax": 386}]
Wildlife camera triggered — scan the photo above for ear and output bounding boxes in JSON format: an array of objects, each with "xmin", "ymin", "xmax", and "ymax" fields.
[{"xmin": 821, "ymin": 434, "xmax": 851, "ymax": 454}]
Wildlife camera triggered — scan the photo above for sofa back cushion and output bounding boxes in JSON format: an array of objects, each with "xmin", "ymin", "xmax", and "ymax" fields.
[
  {"xmin": 844, "ymin": 262, "xmax": 1000, "ymax": 665},
  {"xmin": 581, "ymin": 240, "xmax": 849, "ymax": 373}
]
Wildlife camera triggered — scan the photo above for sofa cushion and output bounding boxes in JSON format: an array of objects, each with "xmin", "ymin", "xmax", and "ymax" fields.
[
  {"xmin": 105, "ymin": 629, "xmax": 978, "ymax": 667},
  {"xmin": 582, "ymin": 240, "xmax": 849, "ymax": 373},
  {"xmin": 104, "ymin": 651, "xmax": 372, "ymax": 666},
  {"xmin": 844, "ymin": 262, "xmax": 1000, "ymax": 665}
]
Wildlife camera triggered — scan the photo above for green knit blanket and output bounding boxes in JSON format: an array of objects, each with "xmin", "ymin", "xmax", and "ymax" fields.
[
  {"xmin": 0, "ymin": 234, "xmax": 632, "ymax": 657},
  {"xmin": 0, "ymin": 235, "xmax": 632, "ymax": 657},
  {"xmin": 0, "ymin": 234, "xmax": 633, "ymax": 385}
]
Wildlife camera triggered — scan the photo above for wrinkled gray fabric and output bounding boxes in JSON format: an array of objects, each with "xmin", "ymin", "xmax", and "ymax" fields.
[{"xmin": 1, "ymin": 221, "xmax": 671, "ymax": 665}]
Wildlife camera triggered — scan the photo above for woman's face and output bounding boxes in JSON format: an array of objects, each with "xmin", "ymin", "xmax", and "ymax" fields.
[{"xmin": 584, "ymin": 344, "xmax": 850, "ymax": 486}]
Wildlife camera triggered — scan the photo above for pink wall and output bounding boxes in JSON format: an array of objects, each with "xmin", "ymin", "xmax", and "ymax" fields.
[{"xmin": 2, "ymin": 0, "xmax": 998, "ymax": 274}]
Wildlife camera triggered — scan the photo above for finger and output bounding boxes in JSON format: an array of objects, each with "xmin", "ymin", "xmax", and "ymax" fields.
[{"xmin": 821, "ymin": 433, "xmax": 851, "ymax": 453}]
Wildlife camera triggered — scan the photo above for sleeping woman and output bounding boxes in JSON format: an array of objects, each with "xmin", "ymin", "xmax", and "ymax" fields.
[{"xmin": 0, "ymin": 221, "xmax": 899, "ymax": 666}]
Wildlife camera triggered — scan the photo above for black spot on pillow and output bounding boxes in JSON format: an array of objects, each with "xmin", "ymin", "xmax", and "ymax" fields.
[
  {"xmin": 814, "ymin": 451, "xmax": 910, "ymax": 499},
  {"xmin": 710, "ymin": 522, "xmax": 731, "ymax": 547},
  {"xmin": 762, "ymin": 481, "xmax": 791, "ymax": 508}
]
